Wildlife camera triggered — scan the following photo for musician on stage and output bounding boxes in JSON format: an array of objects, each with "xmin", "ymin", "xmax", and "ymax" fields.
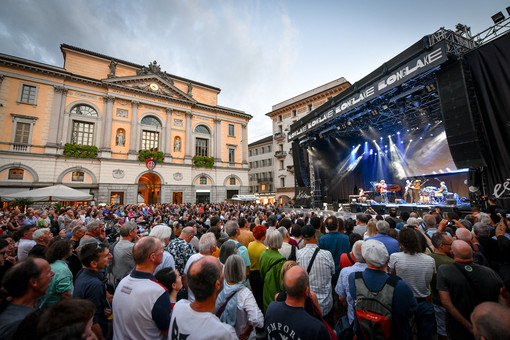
[
  {"xmin": 438, "ymin": 181, "xmax": 448, "ymax": 203},
  {"xmin": 358, "ymin": 188, "xmax": 367, "ymax": 203},
  {"xmin": 377, "ymin": 180, "xmax": 388, "ymax": 203},
  {"xmin": 412, "ymin": 180, "xmax": 422, "ymax": 203},
  {"xmin": 404, "ymin": 180, "xmax": 413, "ymax": 203}
]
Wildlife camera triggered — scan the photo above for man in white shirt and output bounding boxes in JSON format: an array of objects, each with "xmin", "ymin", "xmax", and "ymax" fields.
[
  {"xmin": 183, "ymin": 233, "xmax": 217, "ymax": 302},
  {"xmin": 17, "ymin": 224, "xmax": 36, "ymax": 261},
  {"xmin": 170, "ymin": 256, "xmax": 237, "ymax": 339}
]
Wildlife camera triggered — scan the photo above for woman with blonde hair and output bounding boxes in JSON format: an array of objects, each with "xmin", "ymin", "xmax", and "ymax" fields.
[{"xmin": 364, "ymin": 219, "xmax": 378, "ymax": 239}]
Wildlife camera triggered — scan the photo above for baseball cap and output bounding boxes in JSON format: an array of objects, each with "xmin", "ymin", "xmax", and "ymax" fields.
[
  {"xmin": 301, "ymin": 225, "xmax": 316, "ymax": 238},
  {"xmin": 361, "ymin": 239, "xmax": 389, "ymax": 267}
]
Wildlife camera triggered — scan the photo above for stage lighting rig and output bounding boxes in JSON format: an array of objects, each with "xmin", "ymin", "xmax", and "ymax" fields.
[{"xmin": 492, "ymin": 11, "xmax": 505, "ymax": 24}]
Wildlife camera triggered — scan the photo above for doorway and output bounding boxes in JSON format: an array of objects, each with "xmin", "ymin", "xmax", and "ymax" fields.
[
  {"xmin": 138, "ymin": 173, "xmax": 161, "ymax": 204},
  {"xmin": 172, "ymin": 192, "xmax": 182, "ymax": 204}
]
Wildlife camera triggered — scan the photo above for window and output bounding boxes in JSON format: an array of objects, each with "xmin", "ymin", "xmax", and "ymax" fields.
[
  {"xmin": 228, "ymin": 124, "xmax": 235, "ymax": 136},
  {"xmin": 280, "ymin": 144, "xmax": 284, "ymax": 152},
  {"xmin": 280, "ymin": 160, "xmax": 284, "ymax": 169},
  {"xmin": 228, "ymin": 148, "xmax": 236, "ymax": 165},
  {"xmin": 230, "ymin": 177, "xmax": 236, "ymax": 185},
  {"xmin": 72, "ymin": 171, "xmax": 84, "ymax": 182},
  {"xmin": 278, "ymin": 125, "xmax": 282, "ymax": 133},
  {"xmin": 267, "ymin": 145, "xmax": 272, "ymax": 152},
  {"xmin": 200, "ymin": 176, "xmax": 207, "ymax": 185},
  {"xmin": 8, "ymin": 169, "xmax": 24, "ymax": 180},
  {"xmin": 141, "ymin": 116, "xmax": 161, "ymax": 126},
  {"xmin": 280, "ymin": 178, "xmax": 285, "ymax": 187},
  {"xmin": 292, "ymin": 110, "xmax": 297, "ymax": 117},
  {"xmin": 249, "ymin": 150, "xmax": 252, "ymax": 156},
  {"xmin": 254, "ymin": 149, "xmax": 258, "ymax": 155},
  {"xmin": 279, "ymin": 115, "xmax": 283, "ymax": 122},
  {"xmin": 195, "ymin": 125, "xmax": 210, "ymax": 134},
  {"xmin": 18, "ymin": 84, "xmax": 38, "ymax": 105},
  {"xmin": 308, "ymin": 104, "xmax": 313, "ymax": 111},
  {"xmin": 196, "ymin": 138, "xmax": 208, "ymax": 156},
  {"xmin": 71, "ymin": 105, "xmax": 98, "ymax": 117},
  {"xmin": 142, "ymin": 130, "xmax": 159, "ymax": 150},
  {"xmin": 268, "ymin": 159, "xmax": 272, "ymax": 166},
  {"xmin": 14, "ymin": 122, "xmax": 30, "ymax": 144},
  {"xmin": 72, "ymin": 121, "xmax": 94, "ymax": 145}
]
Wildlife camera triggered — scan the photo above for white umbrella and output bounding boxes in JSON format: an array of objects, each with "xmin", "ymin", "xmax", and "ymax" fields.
[{"xmin": 1, "ymin": 184, "xmax": 93, "ymax": 202}]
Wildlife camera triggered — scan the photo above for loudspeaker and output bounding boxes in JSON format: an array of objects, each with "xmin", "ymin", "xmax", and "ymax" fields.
[
  {"xmin": 436, "ymin": 61, "xmax": 486, "ymax": 169},
  {"xmin": 467, "ymin": 168, "xmax": 482, "ymax": 187},
  {"xmin": 395, "ymin": 199, "xmax": 407, "ymax": 204},
  {"xmin": 292, "ymin": 140, "xmax": 306, "ymax": 187},
  {"xmin": 371, "ymin": 205, "xmax": 386, "ymax": 215},
  {"xmin": 446, "ymin": 199, "xmax": 457, "ymax": 205}
]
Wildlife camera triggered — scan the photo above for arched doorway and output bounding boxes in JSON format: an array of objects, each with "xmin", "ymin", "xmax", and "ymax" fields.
[{"xmin": 138, "ymin": 173, "xmax": 161, "ymax": 204}]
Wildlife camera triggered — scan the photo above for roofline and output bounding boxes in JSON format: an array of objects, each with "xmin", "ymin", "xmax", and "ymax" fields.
[
  {"xmin": 60, "ymin": 44, "xmax": 222, "ymax": 92},
  {"xmin": 267, "ymin": 77, "xmax": 350, "ymax": 115},
  {"xmin": 248, "ymin": 135, "xmax": 273, "ymax": 147}
]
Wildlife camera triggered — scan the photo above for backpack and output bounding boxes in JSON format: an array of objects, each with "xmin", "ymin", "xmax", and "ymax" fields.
[{"xmin": 354, "ymin": 272, "xmax": 399, "ymax": 340}]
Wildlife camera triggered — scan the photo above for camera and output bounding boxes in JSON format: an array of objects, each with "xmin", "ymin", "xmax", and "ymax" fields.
[{"xmin": 447, "ymin": 220, "xmax": 455, "ymax": 227}]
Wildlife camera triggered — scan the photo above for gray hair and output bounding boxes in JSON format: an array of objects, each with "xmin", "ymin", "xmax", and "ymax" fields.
[
  {"xmin": 455, "ymin": 227, "xmax": 472, "ymax": 242},
  {"xmin": 219, "ymin": 241, "xmax": 237, "ymax": 264},
  {"xmin": 150, "ymin": 225, "xmax": 172, "ymax": 242},
  {"xmin": 476, "ymin": 212, "xmax": 491, "ymax": 225},
  {"xmin": 86, "ymin": 220, "xmax": 100, "ymax": 233},
  {"xmin": 199, "ymin": 233, "xmax": 217, "ymax": 253},
  {"xmin": 352, "ymin": 240, "xmax": 365, "ymax": 263},
  {"xmin": 223, "ymin": 254, "xmax": 246, "ymax": 283},
  {"xmin": 422, "ymin": 214, "xmax": 436, "ymax": 228},
  {"xmin": 181, "ymin": 227, "xmax": 195, "ymax": 237},
  {"xmin": 72, "ymin": 225, "xmax": 85, "ymax": 236},
  {"xmin": 406, "ymin": 217, "xmax": 420, "ymax": 227},
  {"xmin": 376, "ymin": 220, "xmax": 390, "ymax": 234},
  {"xmin": 277, "ymin": 227, "xmax": 288, "ymax": 239},
  {"xmin": 224, "ymin": 220, "xmax": 239, "ymax": 237},
  {"xmin": 266, "ymin": 230, "xmax": 283, "ymax": 250},
  {"xmin": 33, "ymin": 228, "xmax": 50, "ymax": 241},
  {"xmin": 473, "ymin": 222, "xmax": 490, "ymax": 237},
  {"xmin": 120, "ymin": 221, "xmax": 137, "ymax": 237}
]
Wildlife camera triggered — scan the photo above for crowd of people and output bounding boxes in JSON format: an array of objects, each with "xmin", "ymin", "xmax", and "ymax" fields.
[{"xmin": 0, "ymin": 200, "xmax": 508, "ymax": 339}]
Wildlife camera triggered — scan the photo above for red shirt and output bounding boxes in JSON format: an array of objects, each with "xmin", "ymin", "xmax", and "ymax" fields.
[{"xmin": 339, "ymin": 252, "xmax": 357, "ymax": 269}]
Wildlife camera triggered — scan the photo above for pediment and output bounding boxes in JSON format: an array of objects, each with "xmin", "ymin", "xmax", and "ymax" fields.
[{"xmin": 103, "ymin": 74, "xmax": 194, "ymax": 102}]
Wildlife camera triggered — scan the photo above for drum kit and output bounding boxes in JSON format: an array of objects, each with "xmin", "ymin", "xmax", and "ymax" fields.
[{"xmin": 419, "ymin": 186, "xmax": 448, "ymax": 204}]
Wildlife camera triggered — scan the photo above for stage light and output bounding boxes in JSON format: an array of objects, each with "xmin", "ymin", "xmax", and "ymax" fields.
[
  {"xmin": 507, "ymin": 6, "xmax": 510, "ymax": 16},
  {"xmin": 380, "ymin": 137, "xmax": 383, "ymax": 140},
  {"xmin": 381, "ymin": 104, "xmax": 388, "ymax": 110},
  {"xmin": 372, "ymin": 140, "xmax": 376, "ymax": 143},
  {"xmin": 492, "ymin": 11, "xmax": 505, "ymax": 24},
  {"xmin": 388, "ymin": 135, "xmax": 391, "ymax": 138},
  {"xmin": 336, "ymin": 126, "xmax": 340, "ymax": 130},
  {"xmin": 430, "ymin": 134, "xmax": 434, "ymax": 136},
  {"xmin": 406, "ymin": 129, "xmax": 410, "ymax": 132},
  {"xmin": 409, "ymin": 139, "xmax": 413, "ymax": 142},
  {"xmin": 347, "ymin": 121, "xmax": 352, "ymax": 126},
  {"xmin": 420, "ymin": 137, "xmax": 423, "ymax": 140},
  {"xmin": 397, "ymin": 131, "xmax": 400, "ymax": 135},
  {"xmin": 400, "ymin": 141, "xmax": 404, "ymax": 144},
  {"xmin": 371, "ymin": 110, "xmax": 378, "ymax": 116}
]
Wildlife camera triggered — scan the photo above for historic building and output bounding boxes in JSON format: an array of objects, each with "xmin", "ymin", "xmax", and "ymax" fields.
[
  {"xmin": 0, "ymin": 44, "xmax": 251, "ymax": 205},
  {"xmin": 266, "ymin": 77, "xmax": 350, "ymax": 204},
  {"xmin": 248, "ymin": 135, "xmax": 275, "ymax": 204}
]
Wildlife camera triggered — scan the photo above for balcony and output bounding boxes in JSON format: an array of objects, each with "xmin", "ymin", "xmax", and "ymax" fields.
[
  {"xmin": 257, "ymin": 177, "xmax": 273, "ymax": 184},
  {"xmin": 274, "ymin": 132, "xmax": 286, "ymax": 141},
  {"xmin": 274, "ymin": 150, "xmax": 287, "ymax": 158},
  {"xmin": 11, "ymin": 143, "xmax": 29, "ymax": 152},
  {"xmin": 286, "ymin": 165, "xmax": 294, "ymax": 173}
]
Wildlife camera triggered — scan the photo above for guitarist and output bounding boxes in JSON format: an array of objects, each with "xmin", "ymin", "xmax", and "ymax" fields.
[
  {"xmin": 376, "ymin": 180, "xmax": 388, "ymax": 203},
  {"xmin": 404, "ymin": 180, "xmax": 413, "ymax": 203},
  {"xmin": 438, "ymin": 181, "xmax": 448, "ymax": 203}
]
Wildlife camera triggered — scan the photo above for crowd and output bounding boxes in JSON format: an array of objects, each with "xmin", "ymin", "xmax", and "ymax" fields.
[{"xmin": 0, "ymin": 199, "xmax": 508, "ymax": 339}]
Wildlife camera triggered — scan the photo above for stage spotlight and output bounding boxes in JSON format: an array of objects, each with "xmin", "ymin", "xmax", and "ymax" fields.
[
  {"xmin": 387, "ymin": 135, "xmax": 391, "ymax": 138},
  {"xmin": 381, "ymin": 104, "xmax": 388, "ymax": 110},
  {"xmin": 347, "ymin": 121, "xmax": 352, "ymax": 126},
  {"xmin": 507, "ymin": 6, "xmax": 510, "ymax": 16},
  {"xmin": 492, "ymin": 11, "xmax": 505, "ymax": 24},
  {"xmin": 406, "ymin": 129, "xmax": 410, "ymax": 132},
  {"xmin": 380, "ymin": 137, "xmax": 383, "ymax": 140},
  {"xmin": 430, "ymin": 133, "xmax": 434, "ymax": 136},
  {"xmin": 336, "ymin": 126, "xmax": 340, "ymax": 130},
  {"xmin": 397, "ymin": 131, "xmax": 400, "ymax": 135},
  {"xmin": 420, "ymin": 137, "xmax": 423, "ymax": 140},
  {"xmin": 409, "ymin": 139, "xmax": 413, "ymax": 142},
  {"xmin": 371, "ymin": 110, "xmax": 378, "ymax": 116},
  {"xmin": 425, "ymin": 84, "xmax": 436, "ymax": 92},
  {"xmin": 400, "ymin": 141, "xmax": 404, "ymax": 144}
]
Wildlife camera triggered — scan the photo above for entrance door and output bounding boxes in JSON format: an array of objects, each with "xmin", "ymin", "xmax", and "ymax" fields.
[
  {"xmin": 196, "ymin": 192, "xmax": 210, "ymax": 204},
  {"xmin": 138, "ymin": 173, "xmax": 161, "ymax": 204},
  {"xmin": 173, "ymin": 192, "xmax": 182, "ymax": 204}
]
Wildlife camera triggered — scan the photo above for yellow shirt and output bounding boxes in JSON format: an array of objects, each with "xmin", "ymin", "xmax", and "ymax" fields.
[{"xmin": 248, "ymin": 241, "xmax": 267, "ymax": 271}]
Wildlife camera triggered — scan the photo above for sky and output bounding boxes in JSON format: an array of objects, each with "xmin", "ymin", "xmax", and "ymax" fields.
[{"xmin": 0, "ymin": 0, "xmax": 507, "ymax": 143}]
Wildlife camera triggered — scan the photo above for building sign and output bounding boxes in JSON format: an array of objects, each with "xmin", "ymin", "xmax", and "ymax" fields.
[
  {"xmin": 146, "ymin": 158, "xmax": 156, "ymax": 170},
  {"xmin": 288, "ymin": 42, "xmax": 448, "ymax": 141}
]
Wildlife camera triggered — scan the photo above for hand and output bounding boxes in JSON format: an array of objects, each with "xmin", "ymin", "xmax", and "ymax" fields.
[
  {"xmin": 104, "ymin": 308, "xmax": 111, "ymax": 316},
  {"xmin": 496, "ymin": 222, "xmax": 507, "ymax": 238},
  {"xmin": 438, "ymin": 219, "xmax": 447, "ymax": 231},
  {"xmin": 58, "ymin": 229, "xmax": 67, "ymax": 237}
]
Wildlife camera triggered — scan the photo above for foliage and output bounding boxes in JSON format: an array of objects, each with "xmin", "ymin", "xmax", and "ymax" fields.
[
  {"xmin": 63, "ymin": 143, "xmax": 97, "ymax": 159},
  {"xmin": 8, "ymin": 198, "xmax": 33, "ymax": 212},
  {"xmin": 52, "ymin": 202, "xmax": 62, "ymax": 211},
  {"xmin": 193, "ymin": 155, "xmax": 214, "ymax": 168},
  {"xmin": 138, "ymin": 149, "xmax": 164, "ymax": 163}
]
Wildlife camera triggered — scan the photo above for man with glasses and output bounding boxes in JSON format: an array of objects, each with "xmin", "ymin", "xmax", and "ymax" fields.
[
  {"xmin": 113, "ymin": 236, "xmax": 171, "ymax": 340},
  {"xmin": 429, "ymin": 232, "xmax": 454, "ymax": 340},
  {"xmin": 74, "ymin": 242, "xmax": 112, "ymax": 340}
]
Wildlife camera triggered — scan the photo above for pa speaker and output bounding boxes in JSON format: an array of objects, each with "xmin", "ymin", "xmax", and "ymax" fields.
[
  {"xmin": 436, "ymin": 61, "xmax": 486, "ymax": 169},
  {"xmin": 446, "ymin": 199, "xmax": 457, "ymax": 205}
]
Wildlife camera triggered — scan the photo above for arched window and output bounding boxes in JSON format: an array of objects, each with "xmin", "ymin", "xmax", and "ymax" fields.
[
  {"xmin": 71, "ymin": 105, "xmax": 98, "ymax": 117},
  {"xmin": 194, "ymin": 125, "xmax": 211, "ymax": 157},
  {"xmin": 141, "ymin": 115, "xmax": 162, "ymax": 150}
]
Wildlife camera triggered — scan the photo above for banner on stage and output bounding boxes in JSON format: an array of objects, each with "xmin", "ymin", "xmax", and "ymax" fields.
[
  {"xmin": 295, "ymin": 187, "xmax": 312, "ymax": 207},
  {"xmin": 288, "ymin": 41, "xmax": 448, "ymax": 141}
]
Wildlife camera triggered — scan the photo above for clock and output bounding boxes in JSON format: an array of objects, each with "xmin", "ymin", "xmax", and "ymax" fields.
[{"xmin": 150, "ymin": 83, "xmax": 159, "ymax": 91}]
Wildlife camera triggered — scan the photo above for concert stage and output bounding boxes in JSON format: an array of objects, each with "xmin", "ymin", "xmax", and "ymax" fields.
[{"xmin": 342, "ymin": 202, "xmax": 473, "ymax": 218}]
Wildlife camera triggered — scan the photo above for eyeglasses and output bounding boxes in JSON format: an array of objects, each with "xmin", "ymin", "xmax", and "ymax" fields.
[{"xmin": 443, "ymin": 242, "xmax": 453, "ymax": 246}]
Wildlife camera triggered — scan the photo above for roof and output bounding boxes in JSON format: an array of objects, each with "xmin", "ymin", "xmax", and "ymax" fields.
[
  {"xmin": 60, "ymin": 44, "xmax": 222, "ymax": 92},
  {"xmin": 248, "ymin": 135, "xmax": 273, "ymax": 147}
]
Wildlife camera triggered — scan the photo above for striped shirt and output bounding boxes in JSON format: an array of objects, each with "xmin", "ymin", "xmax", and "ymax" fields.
[
  {"xmin": 297, "ymin": 244, "xmax": 335, "ymax": 314},
  {"xmin": 389, "ymin": 252, "xmax": 436, "ymax": 298}
]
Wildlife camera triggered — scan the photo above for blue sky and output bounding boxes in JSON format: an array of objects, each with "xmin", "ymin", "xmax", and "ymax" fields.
[{"xmin": 0, "ymin": 0, "xmax": 506, "ymax": 142}]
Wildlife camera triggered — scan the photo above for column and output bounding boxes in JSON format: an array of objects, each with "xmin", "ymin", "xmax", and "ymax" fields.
[
  {"xmin": 164, "ymin": 108, "xmax": 172, "ymax": 160},
  {"xmin": 184, "ymin": 111, "xmax": 193, "ymax": 162},
  {"xmin": 214, "ymin": 118, "xmax": 222, "ymax": 162},
  {"xmin": 102, "ymin": 95, "xmax": 115, "ymax": 150},
  {"xmin": 241, "ymin": 123, "xmax": 248, "ymax": 166},
  {"xmin": 129, "ymin": 101, "xmax": 139, "ymax": 154},
  {"xmin": 46, "ymin": 85, "xmax": 67, "ymax": 149}
]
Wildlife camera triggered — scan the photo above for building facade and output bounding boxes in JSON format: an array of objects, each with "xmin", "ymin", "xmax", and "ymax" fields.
[
  {"xmin": 266, "ymin": 78, "xmax": 350, "ymax": 204},
  {"xmin": 248, "ymin": 135, "xmax": 275, "ymax": 204},
  {"xmin": 0, "ymin": 44, "xmax": 251, "ymax": 205}
]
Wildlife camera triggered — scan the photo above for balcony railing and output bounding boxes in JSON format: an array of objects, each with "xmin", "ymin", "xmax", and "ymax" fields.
[
  {"xmin": 274, "ymin": 132, "xmax": 286, "ymax": 140},
  {"xmin": 257, "ymin": 177, "xmax": 273, "ymax": 183},
  {"xmin": 11, "ymin": 143, "xmax": 29, "ymax": 152},
  {"xmin": 274, "ymin": 150, "xmax": 287, "ymax": 158}
]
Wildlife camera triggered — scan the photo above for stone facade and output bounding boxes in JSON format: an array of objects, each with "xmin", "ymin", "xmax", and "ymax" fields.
[{"xmin": 0, "ymin": 44, "xmax": 251, "ymax": 204}]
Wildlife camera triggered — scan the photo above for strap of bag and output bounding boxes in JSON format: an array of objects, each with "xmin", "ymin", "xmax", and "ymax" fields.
[
  {"xmin": 267, "ymin": 257, "xmax": 286, "ymax": 272},
  {"xmin": 289, "ymin": 245, "xmax": 296, "ymax": 261},
  {"xmin": 346, "ymin": 252, "xmax": 355, "ymax": 265},
  {"xmin": 307, "ymin": 247, "xmax": 321, "ymax": 273},
  {"xmin": 452, "ymin": 263, "xmax": 481, "ymax": 305},
  {"xmin": 215, "ymin": 291, "xmax": 237, "ymax": 318}
]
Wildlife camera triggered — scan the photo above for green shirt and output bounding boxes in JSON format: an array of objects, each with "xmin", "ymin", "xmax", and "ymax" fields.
[
  {"xmin": 40, "ymin": 260, "xmax": 74, "ymax": 308},
  {"xmin": 259, "ymin": 249, "xmax": 285, "ymax": 313},
  {"xmin": 428, "ymin": 252, "xmax": 454, "ymax": 305}
]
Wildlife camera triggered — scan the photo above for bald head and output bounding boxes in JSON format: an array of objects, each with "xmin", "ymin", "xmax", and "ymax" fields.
[
  {"xmin": 451, "ymin": 240, "xmax": 473, "ymax": 261},
  {"xmin": 188, "ymin": 256, "xmax": 222, "ymax": 302},
  {"xmin": 471, "ymin": 302, "xmax": 510, "ymax": 340},
  {"xmin": 133, "ymin": 236, "xmax": 161, "ymax": 264},
  {"xmin": 283, "ymin": 265, "xmax": 309, "ymax": 298},
  {"xmin": 455, "ymin": 228, "xmax": 472, "ymax": 242}
]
